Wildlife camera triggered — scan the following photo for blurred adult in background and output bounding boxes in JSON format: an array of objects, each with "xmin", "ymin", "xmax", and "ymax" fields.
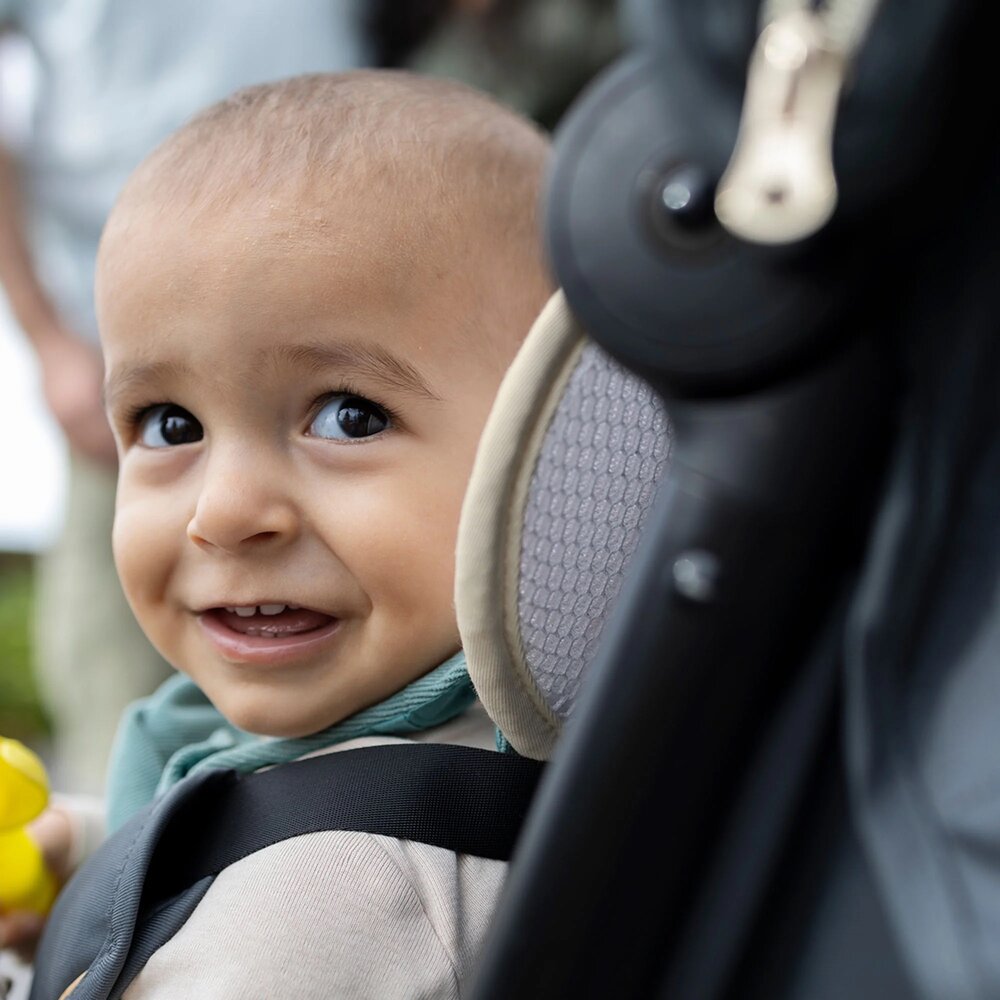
[{"xmin": 0, "ymin": 0, "xmax": 372, "ymax": 794}]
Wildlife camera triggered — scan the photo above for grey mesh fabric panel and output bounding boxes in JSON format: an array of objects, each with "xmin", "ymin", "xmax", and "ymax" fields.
[{"xmin": 517, "ymin": 342, "xmax": 671, "ymax": 722}]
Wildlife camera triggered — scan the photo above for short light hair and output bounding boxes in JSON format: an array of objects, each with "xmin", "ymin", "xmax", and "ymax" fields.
[{"xmin": 107, "ymin": 70, "xmax": 551, "ymax": 276}]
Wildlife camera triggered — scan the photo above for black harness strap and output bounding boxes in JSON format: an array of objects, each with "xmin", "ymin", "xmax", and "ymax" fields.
[{"xmin": 142, "ymin": 743, "xmax": 544, "ymax": 915}]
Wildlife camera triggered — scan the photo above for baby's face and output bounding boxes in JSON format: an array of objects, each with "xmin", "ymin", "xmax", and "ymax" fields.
[{"xmin": 99, "ymin": 193, "xmax": 515, "ymax": 737}]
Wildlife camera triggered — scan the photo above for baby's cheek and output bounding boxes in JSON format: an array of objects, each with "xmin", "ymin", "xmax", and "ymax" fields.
[
  {"xmin": 112, "ymin": 495, "xmax": 177, "ymax": 615},
  {"xmin": 111, "ymin": 509, "xmax": 141, "ymax": 603}
]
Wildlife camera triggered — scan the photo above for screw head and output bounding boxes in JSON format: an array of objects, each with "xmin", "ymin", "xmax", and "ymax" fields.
[
  {"xmin": 671, "ymin": 550, "xmax": 721, "ymax": 603},
  {"xmin": 657, "ymin": 164, "xmax": 717, "ymax": 232},
  {"xmin": 643, "ymin": 161, "xmax": 724, "ymax": 255}
]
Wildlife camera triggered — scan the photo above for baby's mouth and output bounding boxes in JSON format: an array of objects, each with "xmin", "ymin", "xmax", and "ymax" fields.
[{"xmin": 208, "ymin": 605, "xmax": 336, "ymax": 638}]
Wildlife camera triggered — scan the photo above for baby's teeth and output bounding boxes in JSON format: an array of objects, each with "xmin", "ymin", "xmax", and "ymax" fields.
[{"xmin": 224, "ymin": 604, "xmax": 290, "ymax": 617}]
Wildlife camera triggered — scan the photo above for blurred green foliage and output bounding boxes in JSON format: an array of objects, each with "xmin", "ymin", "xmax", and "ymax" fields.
[{"xmin": 0, "ymin": 553, "xmax": 49, "ymax": 739}]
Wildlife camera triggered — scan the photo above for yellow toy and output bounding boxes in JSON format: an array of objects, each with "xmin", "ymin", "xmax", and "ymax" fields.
[{"xmin": 0, "ymin": 736, "xmax": 57, "ymax": 914}]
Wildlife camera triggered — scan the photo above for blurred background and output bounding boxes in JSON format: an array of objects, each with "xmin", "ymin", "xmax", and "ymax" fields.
[
  {"xmin": 0, "ymin": 31, "xmax": 62, "ymax": 750},
  {"xmin": 0, "ymin": 314, "xmax": 61, "ymax": 735}
]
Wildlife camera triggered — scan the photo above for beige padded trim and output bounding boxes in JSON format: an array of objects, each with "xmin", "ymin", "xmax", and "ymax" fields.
[{"xmin": 456, "ymin": 291, "xmax": 586, "ymax": 760}]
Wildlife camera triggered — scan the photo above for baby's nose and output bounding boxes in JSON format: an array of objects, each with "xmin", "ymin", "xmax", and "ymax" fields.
[{"xmin": 186, "ymin": 451, "xmax": 299, "ymax": 553}]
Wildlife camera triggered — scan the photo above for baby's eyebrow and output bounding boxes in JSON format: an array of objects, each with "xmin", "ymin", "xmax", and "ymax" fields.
[
  {"xmin": 268, "ymin": 341, "xmax": 441, "ymax": 401},
  {"xmin": 104, "ymin": 360, "xmax": 194, "ymax": 410}
]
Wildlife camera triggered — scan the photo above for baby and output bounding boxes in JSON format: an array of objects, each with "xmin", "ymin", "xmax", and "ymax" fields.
[{"xmin": 2, "ymin": 71, "xmax": 551, "ymax": 994}]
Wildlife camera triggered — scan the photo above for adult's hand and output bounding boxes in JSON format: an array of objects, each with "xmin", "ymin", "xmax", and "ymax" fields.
[{"xmin": 34, "ymin": 325, "xmax": 118, "ymax": 467}]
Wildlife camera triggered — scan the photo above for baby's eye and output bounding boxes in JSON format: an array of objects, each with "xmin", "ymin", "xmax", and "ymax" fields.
[
  {"xmin": 137, "ymin": 405, "xmax": 203, "ymax": 448},
  {"xmin": 310, "ymin": 394, "xmax": 390, "ymax": 440}
]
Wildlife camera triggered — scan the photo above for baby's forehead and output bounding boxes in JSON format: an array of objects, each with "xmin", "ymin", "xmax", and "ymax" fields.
[
  {"xmin": 100, "ymin": 179, "xmax": 539, "ymax": 386},
  {"xmin": 105, "ymin": 153, "xmax": 482, "ymax": 281},
  {"xmin": 100, "ymin": 188, "xmax": 501, "ymax": 358}
]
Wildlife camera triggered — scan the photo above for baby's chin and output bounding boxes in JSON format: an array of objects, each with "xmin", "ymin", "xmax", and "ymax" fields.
[
  {"xmin": 208, "ymin": 688, "xmax": 350, "ymax": 740},
  {"xmin": 235, "ymin": 710, "xmax": 344, "ymax": 740}
]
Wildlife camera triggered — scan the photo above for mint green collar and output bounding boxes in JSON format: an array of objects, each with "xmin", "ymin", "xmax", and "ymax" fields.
[{"xmin": 106, "ymin": 651, "xmax": 474, "ymax": 832}]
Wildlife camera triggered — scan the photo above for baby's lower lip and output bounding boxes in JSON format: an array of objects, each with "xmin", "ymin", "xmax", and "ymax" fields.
[{"xmin": 198, "ymin": 608, "xmax": 340, "ymax": 664}]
